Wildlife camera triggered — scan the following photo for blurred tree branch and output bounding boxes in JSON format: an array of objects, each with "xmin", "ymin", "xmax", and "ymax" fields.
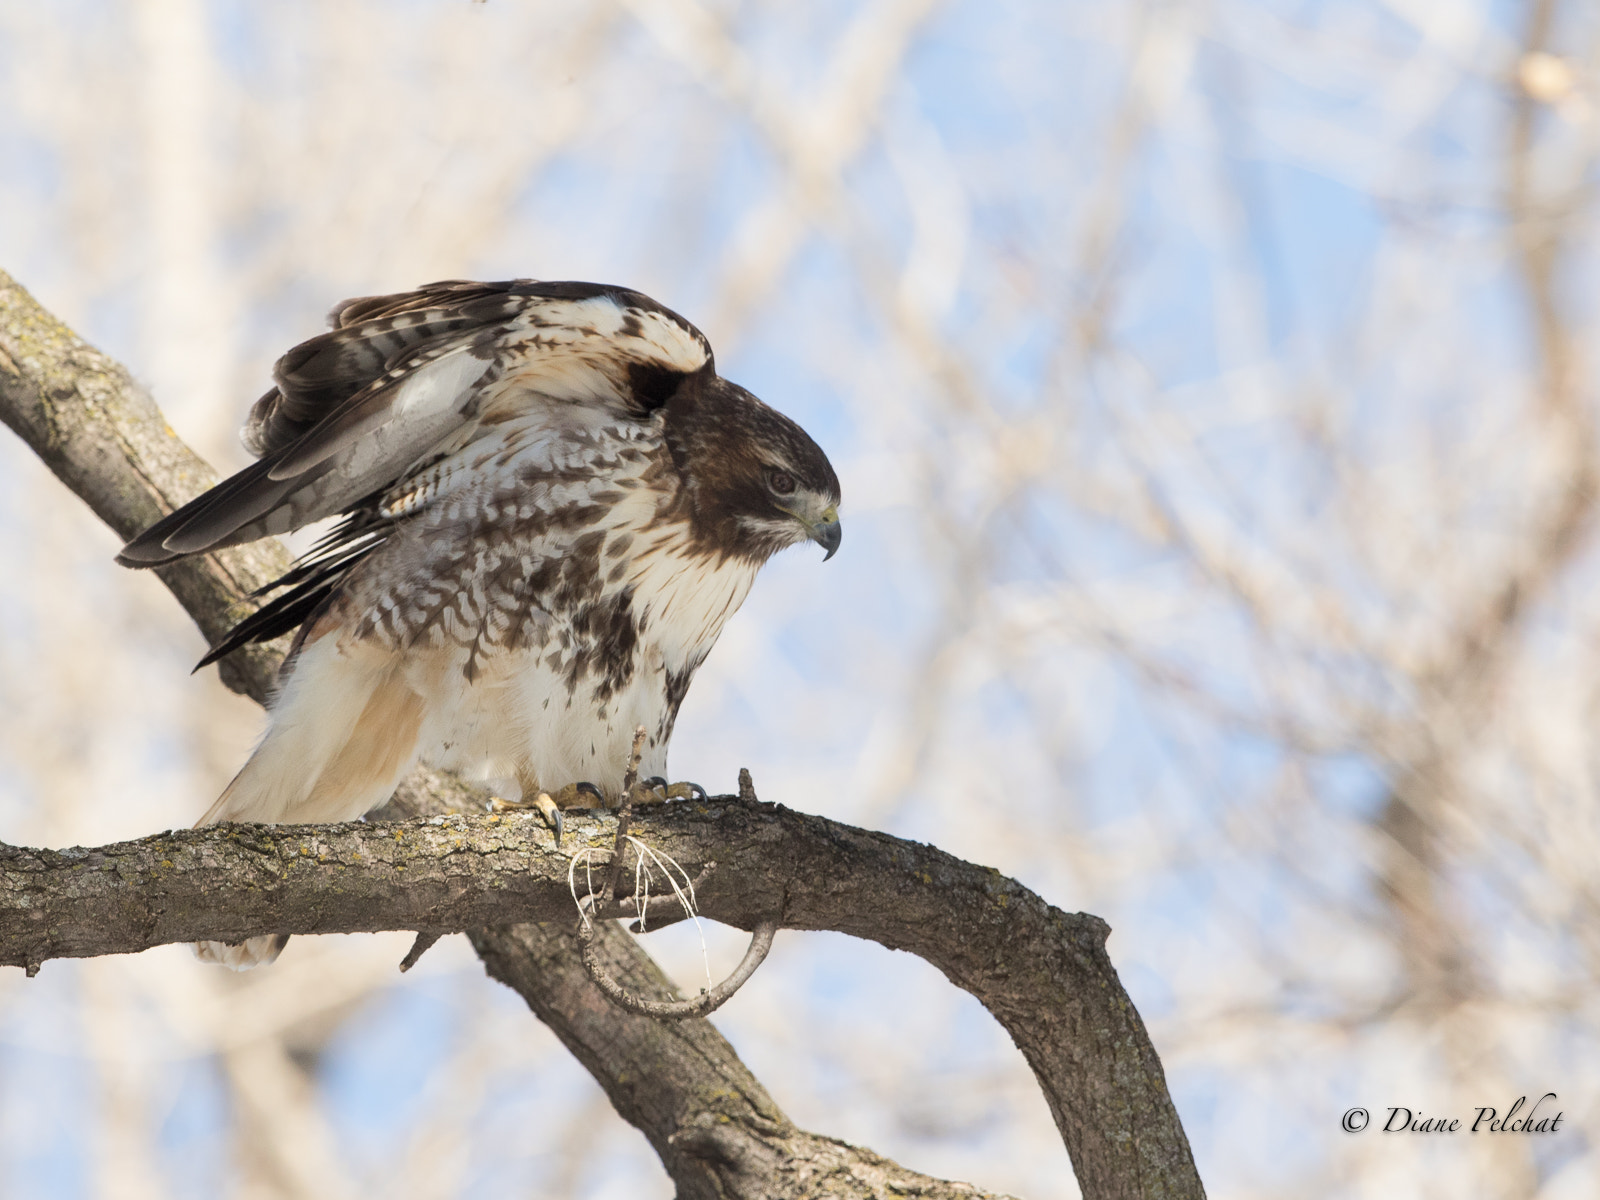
[
  {"xmin": 0, "ymin": 269, "xmax": 1205, "ymax": 1199},
  {"xmin": 1374, "ymin": 0, "xmax": 1599, "ymax": 1016}
]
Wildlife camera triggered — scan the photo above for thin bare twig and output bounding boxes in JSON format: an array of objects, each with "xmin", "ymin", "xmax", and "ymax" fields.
[
  {"xmin": 579, "ymin": 912, "xmax": 777, "ymax": 1020},
  {"xmin": 604, "ymin": 724, "xmax": 649, "ymax": 904}
]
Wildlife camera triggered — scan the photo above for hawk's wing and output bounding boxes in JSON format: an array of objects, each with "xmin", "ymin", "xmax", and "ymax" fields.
[{"xmin": 117, "ymin": 280, "xmax": 710, "ymax": 567}]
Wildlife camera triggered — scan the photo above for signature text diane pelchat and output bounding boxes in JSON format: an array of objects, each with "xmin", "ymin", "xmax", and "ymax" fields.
[{"xmin": 1341, "ymin": 1094, "xmax": 1564, "ymax": 1134}]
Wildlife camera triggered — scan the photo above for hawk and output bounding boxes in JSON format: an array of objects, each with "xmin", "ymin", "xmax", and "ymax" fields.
[{"xmin": 120, "ymin": 280, "xmax": 841, "ymax": 967}]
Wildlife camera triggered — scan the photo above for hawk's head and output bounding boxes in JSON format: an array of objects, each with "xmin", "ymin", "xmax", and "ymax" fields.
[{"xmin": 667, "ymin": 372, "xmax": 842, "ymax": 564}]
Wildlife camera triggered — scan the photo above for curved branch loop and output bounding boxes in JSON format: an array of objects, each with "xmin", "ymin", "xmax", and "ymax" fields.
[{"xmin": 578, "ymin": 912, "xmax": 777, "ymax": 1020}]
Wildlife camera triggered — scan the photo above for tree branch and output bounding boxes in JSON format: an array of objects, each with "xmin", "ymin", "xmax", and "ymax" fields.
[
  {"xmin": 475, "ymin": 918, "xmax": 1009, "ymax": 1199},
  {"xmin": 0, "ymin": 269, "xmax": 291, "ymax": 700},
  {"xmin": 2, "ymin": 788, "xmax": 1191, "ymax": 1196},
  {"xmin": 0, "ymin": 268, "xmax": 1205, "ymax": 1200}
]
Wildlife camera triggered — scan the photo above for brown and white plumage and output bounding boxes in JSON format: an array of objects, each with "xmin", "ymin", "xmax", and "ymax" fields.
[{"xmin": 121, "ymin": 280, "xmax": 841, "ymax": 967}]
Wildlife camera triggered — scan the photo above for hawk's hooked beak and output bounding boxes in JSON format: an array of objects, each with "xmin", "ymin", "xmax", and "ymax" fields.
[
  {"xmin": 777, "ymin": 499, "xmax": 841, "ymax": 560},
  {"xmin": 809, "ymin": 505, "xmax": 841, "ymax": 561}
]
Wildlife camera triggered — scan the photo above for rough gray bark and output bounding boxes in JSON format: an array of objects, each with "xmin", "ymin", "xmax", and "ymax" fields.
[
  {"xmin": 0, "ymin": 274, "xmax": 292, "ymax": 700},
  {"xmin": 0, "ymin": 268, "xmax": 1206, "ymax": 1200}
]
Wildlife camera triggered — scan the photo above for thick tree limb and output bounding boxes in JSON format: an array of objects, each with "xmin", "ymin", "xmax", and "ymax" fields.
[
  {"xmin": 0, "ymin": 268, "xmax": 1205, "ymax": 1200},
  {"xmin": 1, "ymin": 790, "xmax": 1187, "ymax": 1196},
  {"xmin": 475, "ymin": 918, "xmax": 1010, "ymax": 1199},
  {"xmin": 0, "ymin": 272, "xmax": 292, "ymax": 699}
]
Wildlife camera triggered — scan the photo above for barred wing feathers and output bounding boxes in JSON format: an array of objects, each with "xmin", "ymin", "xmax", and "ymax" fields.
[{"xmin": 117, "ymin": 280, "xmax": 711, "ymax": 568}]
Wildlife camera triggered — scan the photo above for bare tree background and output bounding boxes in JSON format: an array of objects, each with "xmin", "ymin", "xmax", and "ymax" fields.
[{"xmin": 1, "ymin": 1, "xmax": 1598, "ymax": 1197}]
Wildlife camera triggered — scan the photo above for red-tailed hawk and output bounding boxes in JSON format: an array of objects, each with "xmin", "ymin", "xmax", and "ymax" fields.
[{"xmin": 119, "ymin": 280, "xmax": 841, "ymax": 967}]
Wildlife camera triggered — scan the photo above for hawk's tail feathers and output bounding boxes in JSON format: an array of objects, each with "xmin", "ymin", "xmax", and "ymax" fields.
[
  {"xmin": 197, "ymin": 636, "xmax": 424, "ymax": 828},
  {"xmin": 194, "ymin": 935, "xmax": 289, "ymax": 971},
  {"xmin": 191, "ymin": 637, "xmax": 425, "ymax": 969}
]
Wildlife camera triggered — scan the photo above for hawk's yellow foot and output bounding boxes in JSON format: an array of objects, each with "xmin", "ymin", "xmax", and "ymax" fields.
[
  {"xmin": 634, "ymin": 776, "xmax": 708, "ymax": 804},
  {"xmin": 489, "ymin": 780, "xmax": 605, "ymax": 847}
]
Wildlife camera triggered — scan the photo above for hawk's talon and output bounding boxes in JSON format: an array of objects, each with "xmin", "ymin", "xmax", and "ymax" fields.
[
  {"xmin": 487, "ymin": 790, "xmax": 566, "ymax": 846},
  {"xmin": 658, "ymin": 778, "xmax": 706, "ymax": 802},
  {"xmin": 629, "ymin": 777, "xmax": 705, "ymax": 805},
  {"xmin": 627, "ymin": 779, "xmax": 664, "ymax": 806},
  {"xmin": 553, "ymin": 780, "xmax": 606, "ymax": 809},
  {"xmin": 539, "ymin": 794, "xmax": 563, "ymax": 848}
]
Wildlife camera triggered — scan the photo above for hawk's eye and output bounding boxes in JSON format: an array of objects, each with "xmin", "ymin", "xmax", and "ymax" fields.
[{"xmin": 768, "ymin": 469, "xmax": 796, "ymax": 496}]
